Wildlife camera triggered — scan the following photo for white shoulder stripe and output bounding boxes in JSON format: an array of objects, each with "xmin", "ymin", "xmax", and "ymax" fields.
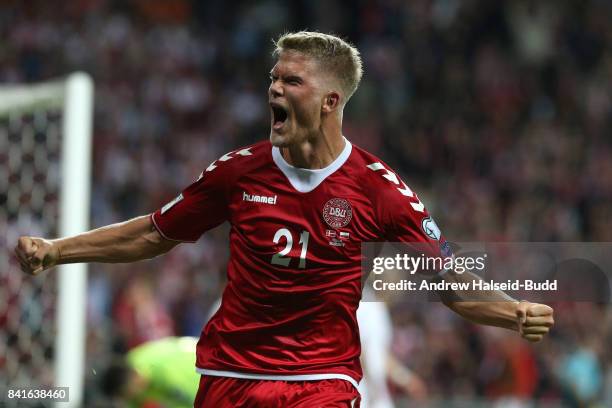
[
  {"xmin": 367, "ymin": 161, "xmax": 426, "ymax": 213},
  {"xmin": 366, "ymin": 162, "xmax": 385, "ymax": 171},
  {"xmin": 206, "ymin": 147, "xmax": 253, "ymax": 172}
]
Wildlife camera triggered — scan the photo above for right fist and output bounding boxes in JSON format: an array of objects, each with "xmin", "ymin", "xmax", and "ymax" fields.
[{"xmin": 14, "ymin": 237, "xmax": 60, "ymax": 275}]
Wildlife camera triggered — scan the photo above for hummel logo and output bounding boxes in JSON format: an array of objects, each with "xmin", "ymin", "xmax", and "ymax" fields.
[{"xmin": 243, "ymin": 191, "xmax": 277, "ymax": 205}]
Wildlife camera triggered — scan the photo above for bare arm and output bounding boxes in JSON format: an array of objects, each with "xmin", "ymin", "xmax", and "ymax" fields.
[
  {"xmin": 387, "ymin": 354, "xmax": 428, "ymax": 400},
  {"xmin": 438, "ymin": 270, "xmax": 554, "ymax": 342},
  {"xmin": 14, "ymin": 215, "xmax": 178, "ymax": 275},
  {"xmin": 438, "ymin": 270, "xmax": 519, "ymax": 330}
]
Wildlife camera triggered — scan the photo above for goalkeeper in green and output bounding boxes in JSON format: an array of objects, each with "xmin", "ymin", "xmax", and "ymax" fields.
[{"xmin": 100, "ymin": 336, "xmax": 200, "ymax": 407}]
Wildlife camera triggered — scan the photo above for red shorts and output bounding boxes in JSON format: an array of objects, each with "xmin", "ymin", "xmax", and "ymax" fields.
[{"xmin": 193, "ymin": 375, "xmax": 361, "ymax": 408}]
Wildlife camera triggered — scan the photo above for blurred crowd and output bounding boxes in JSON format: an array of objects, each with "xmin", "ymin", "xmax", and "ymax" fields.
[{"xmin": 2, "ymin": 0, "xmax": 612, "ymax": 406}]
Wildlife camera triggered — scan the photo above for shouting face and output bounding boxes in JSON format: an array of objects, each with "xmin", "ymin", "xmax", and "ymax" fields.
[{"xmin": 268, "ymin": 51, "xmax": 333, "ymax": 147}]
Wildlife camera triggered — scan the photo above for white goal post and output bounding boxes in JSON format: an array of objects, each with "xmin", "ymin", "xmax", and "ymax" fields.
[{"xmin": 0, "ymin": 72, "xmax": 93, "ymax": 407}]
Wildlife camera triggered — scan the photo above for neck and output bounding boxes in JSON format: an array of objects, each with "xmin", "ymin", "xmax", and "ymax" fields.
[{"xmin": 281, "ymin": 117, "xmax": 344, "ymax": 169}]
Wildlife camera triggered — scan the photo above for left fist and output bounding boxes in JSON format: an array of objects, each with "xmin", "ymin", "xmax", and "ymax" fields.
[{"xmin": 515, "ymin": 301, "xmax": 554, "ymax": 342}]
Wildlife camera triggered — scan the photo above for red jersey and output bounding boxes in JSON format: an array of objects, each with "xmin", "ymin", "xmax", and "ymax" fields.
[{"xmin": 151, "ymin": 138, "xmax": 446, "ymax": 388}]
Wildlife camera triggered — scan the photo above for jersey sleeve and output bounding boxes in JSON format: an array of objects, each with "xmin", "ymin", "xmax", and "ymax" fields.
[
  {"xmin": 151, "ymin": 166, "xmax": 229, "ymax": 242},
  {"xmin": 371, "ymin": 166, "xmax": 453, "ymax": 275},
  {"xmin": 380, "ymin": 191, "xmax": 446, "ymax": 252}
]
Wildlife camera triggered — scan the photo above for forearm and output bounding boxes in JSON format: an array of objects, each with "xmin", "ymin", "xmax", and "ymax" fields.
[
  {"xmin": 439, "ymin": 271, "xmax": 519, "ymax": 331},
  {"xmin": 387, "ymin": 354, "xmax": 414, "ymax": 387},
  {"xmin": 53, "ymin": 215, "xmax": 176, "ymax": 264}
]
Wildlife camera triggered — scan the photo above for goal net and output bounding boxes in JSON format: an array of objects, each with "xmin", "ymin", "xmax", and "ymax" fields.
[{"xmin": 0, "ymin": 73, "xmax": 93, "ymax": 407}]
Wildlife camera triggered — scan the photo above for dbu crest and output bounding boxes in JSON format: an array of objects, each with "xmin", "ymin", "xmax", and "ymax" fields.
[{"xmin": 323, "ymin": 198, "xmax": 353, "ymax": 229}]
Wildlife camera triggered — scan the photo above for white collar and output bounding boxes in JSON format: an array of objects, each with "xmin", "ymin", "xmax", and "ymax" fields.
[{"xmin": 271, "ymin": 137, "xmax": 352, "ymax": 193}]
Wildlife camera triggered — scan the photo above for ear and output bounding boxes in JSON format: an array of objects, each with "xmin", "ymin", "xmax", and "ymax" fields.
[{"xmin": 322, "ymin": 91, "xmax": 341, "ymax": 113}]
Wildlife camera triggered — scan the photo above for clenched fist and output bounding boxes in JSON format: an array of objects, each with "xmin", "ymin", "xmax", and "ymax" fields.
[
  {"xmin": 14, "ymin": 237, "xmax": 60, "ymax": 275},
  {"xmin": 516, "ymin": 301, "xmax": 554, "ymax": 342}
]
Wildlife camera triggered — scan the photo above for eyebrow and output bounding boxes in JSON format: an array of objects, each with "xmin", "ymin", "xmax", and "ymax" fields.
[
  {"xmin": 269, "ymin": 72, "xmax": 303, "ymax": 83},
  {"xmin": 285, "ymin": 75, "xmax": 303, "ymax": 83}
]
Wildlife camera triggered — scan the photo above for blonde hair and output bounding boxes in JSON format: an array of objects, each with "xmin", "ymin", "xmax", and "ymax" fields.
[{"xmin": 273, "ymin": 31, "xmax": 363, "ymax": 102}]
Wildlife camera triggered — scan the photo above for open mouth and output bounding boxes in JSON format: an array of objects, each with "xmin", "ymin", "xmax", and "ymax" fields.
[{"xmin": 271, "ymin": 104, "xmax": 288, "ymax": 130}]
